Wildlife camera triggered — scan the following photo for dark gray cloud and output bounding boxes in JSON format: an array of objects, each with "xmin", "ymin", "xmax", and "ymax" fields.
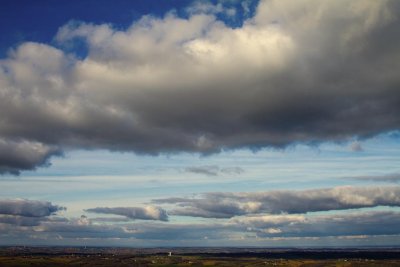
[
  {"xmin": 348, "ymin": 173, "xmax": 400, "ymax": 183},
  {"xmin": 1, "ymin": 0, "xmax": 400, "ymax": 173},
  {"xmin": 0, "ymin": 199, "xmax": 65, "ymax": 217},
  {"xmin": 185, "ymin": 165, "xmax": 244, "ymax": 176},
  {"xmin": 85, "ymin": 206, "xmax": 168, "ymax": 221},
  {"xmin": 0, "ymin": 138, "xmax": 61, "ymax": 175},
  {"xmin": 154, "ymin": 186, "xmax": 400, "ymax": 218}
]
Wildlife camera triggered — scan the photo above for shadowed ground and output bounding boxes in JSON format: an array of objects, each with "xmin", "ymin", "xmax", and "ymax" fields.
[{"xmin": 1, "ymin": 247, "xmax": 400, "ymax": 267}]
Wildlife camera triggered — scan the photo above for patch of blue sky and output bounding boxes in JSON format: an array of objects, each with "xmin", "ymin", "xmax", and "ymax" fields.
[
  {"xmin": 0, "ymin": 0, "xmax": 259, "ymax": 58},
  {"xmin": 5, "ymin": 132, "xmax": 400, "ymax": 188},
  {"xmin": 1, "ymin": 132, "xmax": 399, "ymax": 221}
]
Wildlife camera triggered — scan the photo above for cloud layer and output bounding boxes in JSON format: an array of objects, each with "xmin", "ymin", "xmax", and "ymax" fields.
[
  {"xmin": 154, "ymin": 186, "xmax": 400, "ymax": 218},
  {"xmin": 1, "ymin": 0, "xmax": 400, "ymax": 173},
  {"xmin": 3, "ymin": 211, "xmax": 400, "ymax": 245},
  {"xmin": 236, "ymin": 211, "xmax": 400, "ymax": 238},
  {"xmin": 2, "ymin": 193, "xmax": 400, "ymax": 245},
  {"xmin": 85, "ymin": 206, "xmax": 168, "ymax": 221}
]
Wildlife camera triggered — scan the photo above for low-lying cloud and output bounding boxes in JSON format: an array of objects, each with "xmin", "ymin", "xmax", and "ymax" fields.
[
  {"xmin": 1, "ymin": 0, "xmax": 400, "ymax": 173},
  {"xmin": 237, "ymin": 211, "xmax": 400, "ymax": 238},
  {"xmin": 3, "ymin": 211, "xmax": 400, "ymax": 245},
  {"xmin": 154, "ymin": 186, "xmax": 400, "ymax": 218},
  {"xmin": 85, "ymin": 206, "xmax": 168, "ymax": 221}
]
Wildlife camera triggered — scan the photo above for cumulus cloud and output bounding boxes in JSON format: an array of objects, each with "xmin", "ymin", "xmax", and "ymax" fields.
[
  {"xmin": 185, "ymin": 165, "xmax": 244, "ymax": 176},
  {"xmin": 1, "ymin": 0, "xmax": 400, "ymax": 173},
  {"xmin": 0, "ymin": 199, "xmax": 65, "ymax": 217},
  {"xmin": 154, "ymin": 186, "xmax": 400, "ymax": 218},
  {"xmin": 85, "ymin": 206, "xmax": 168, "ymax": 221}
]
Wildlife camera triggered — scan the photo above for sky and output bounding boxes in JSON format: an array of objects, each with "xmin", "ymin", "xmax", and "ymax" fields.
[{"xmin": 1, "ymin": 0, "xmax": 400, "ymax": 247}]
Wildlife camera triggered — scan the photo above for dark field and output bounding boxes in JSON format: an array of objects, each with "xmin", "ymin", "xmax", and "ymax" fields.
[{"xmin": 1, "ymin": 247, "xmax": 400, "ymax": 267}]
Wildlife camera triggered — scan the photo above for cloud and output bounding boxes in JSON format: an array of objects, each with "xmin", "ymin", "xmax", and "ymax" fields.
[
  {"xmin": 16, "ymin": 214, "xmax": 229, "ymax": 241},
  {"xmin": 0, "ymin": 215, "xmax": 67, "ymax": 227},
  {"xmin": 0, "ymin": 199, "xmax": 65, "ymax": 228},
  {"xmin": 90, "ymin": 217, "xmax": 131, "ymax": 223},
  {"xmin": 350, "ymin": 141, "xmax": 363, "ymax": 152},
  {"xmin": 0, "ymin": 138, "xmax": 61, "ymax": 175},
  {"xmin": 0, "ymin": 199, "xmax": 65, "ymax": 217},
  {"xmin": 185, "ymin": 165, "xmax": 220, "ymax": 176},
  {"xmin": 1, "ymin": 0, "xmax": 400, "ymax": 173},
  {"xmin": 4, "ymin": 211, "xmax": 400, "ymax": 245},
  {"xmin": 240, "ymin": 211, "xmax": 400, "ymax": 238},
  {"xmin": 154, "ymin": 186, "xmax": 400, "ymax": 218},
  {"xmin": 233, "ymin": 214, "xmax": 306, "ymax": 229},
  {"xmin": 185, "ymin": 2, "xmax": 225, "ymax": 16},
  {"xmin": 186, "ymin": 1, "xmax": 239, "ymax": 19},
  {"xmin": 0, "ymin": 215, "xmax": 46, "ymax": 226},
  {"xmin": 85, "ymin": 206, "xmax": 168, "ymax": 221},
  {"xmin": 123, "ymin": 222, "xmax": 232, "ymax": 241},
  {"xmin": 33, "ymin": 217, "xmax": 132, "ymax": 240},
  {"xmin": 185, "ymin": 165, "xmax": 244, "ymax": 176},
  {"xmin": 241, "ymin": 0, "xmax": 253, "ymax": 17},
  {"xmin": 348, "ymin": 173, "xmax": 400, "ymax": 183}
]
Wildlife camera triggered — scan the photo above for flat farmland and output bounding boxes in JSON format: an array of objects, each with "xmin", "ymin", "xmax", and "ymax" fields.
[{"xmin": 1, "ymin": 247, "xmax": 400, "ymax": 267}]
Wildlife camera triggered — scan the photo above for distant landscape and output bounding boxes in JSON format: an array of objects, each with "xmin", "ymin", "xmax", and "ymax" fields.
[{"xmin": 1, "ymin": 247, "xmax": 400, "ymax": 267}]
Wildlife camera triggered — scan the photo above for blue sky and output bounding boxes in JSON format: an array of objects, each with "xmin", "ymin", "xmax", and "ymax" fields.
[
  {"xmin": 0, "ymin": 0, "xmax": 257, "ymax": 58},
  {"xmin": 1, "ymin": 0, "xmax": 400, "ymax": 247},
  {"xmin": 0, "ymin": 0, "xmax": 190, "ymax": 56}
]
